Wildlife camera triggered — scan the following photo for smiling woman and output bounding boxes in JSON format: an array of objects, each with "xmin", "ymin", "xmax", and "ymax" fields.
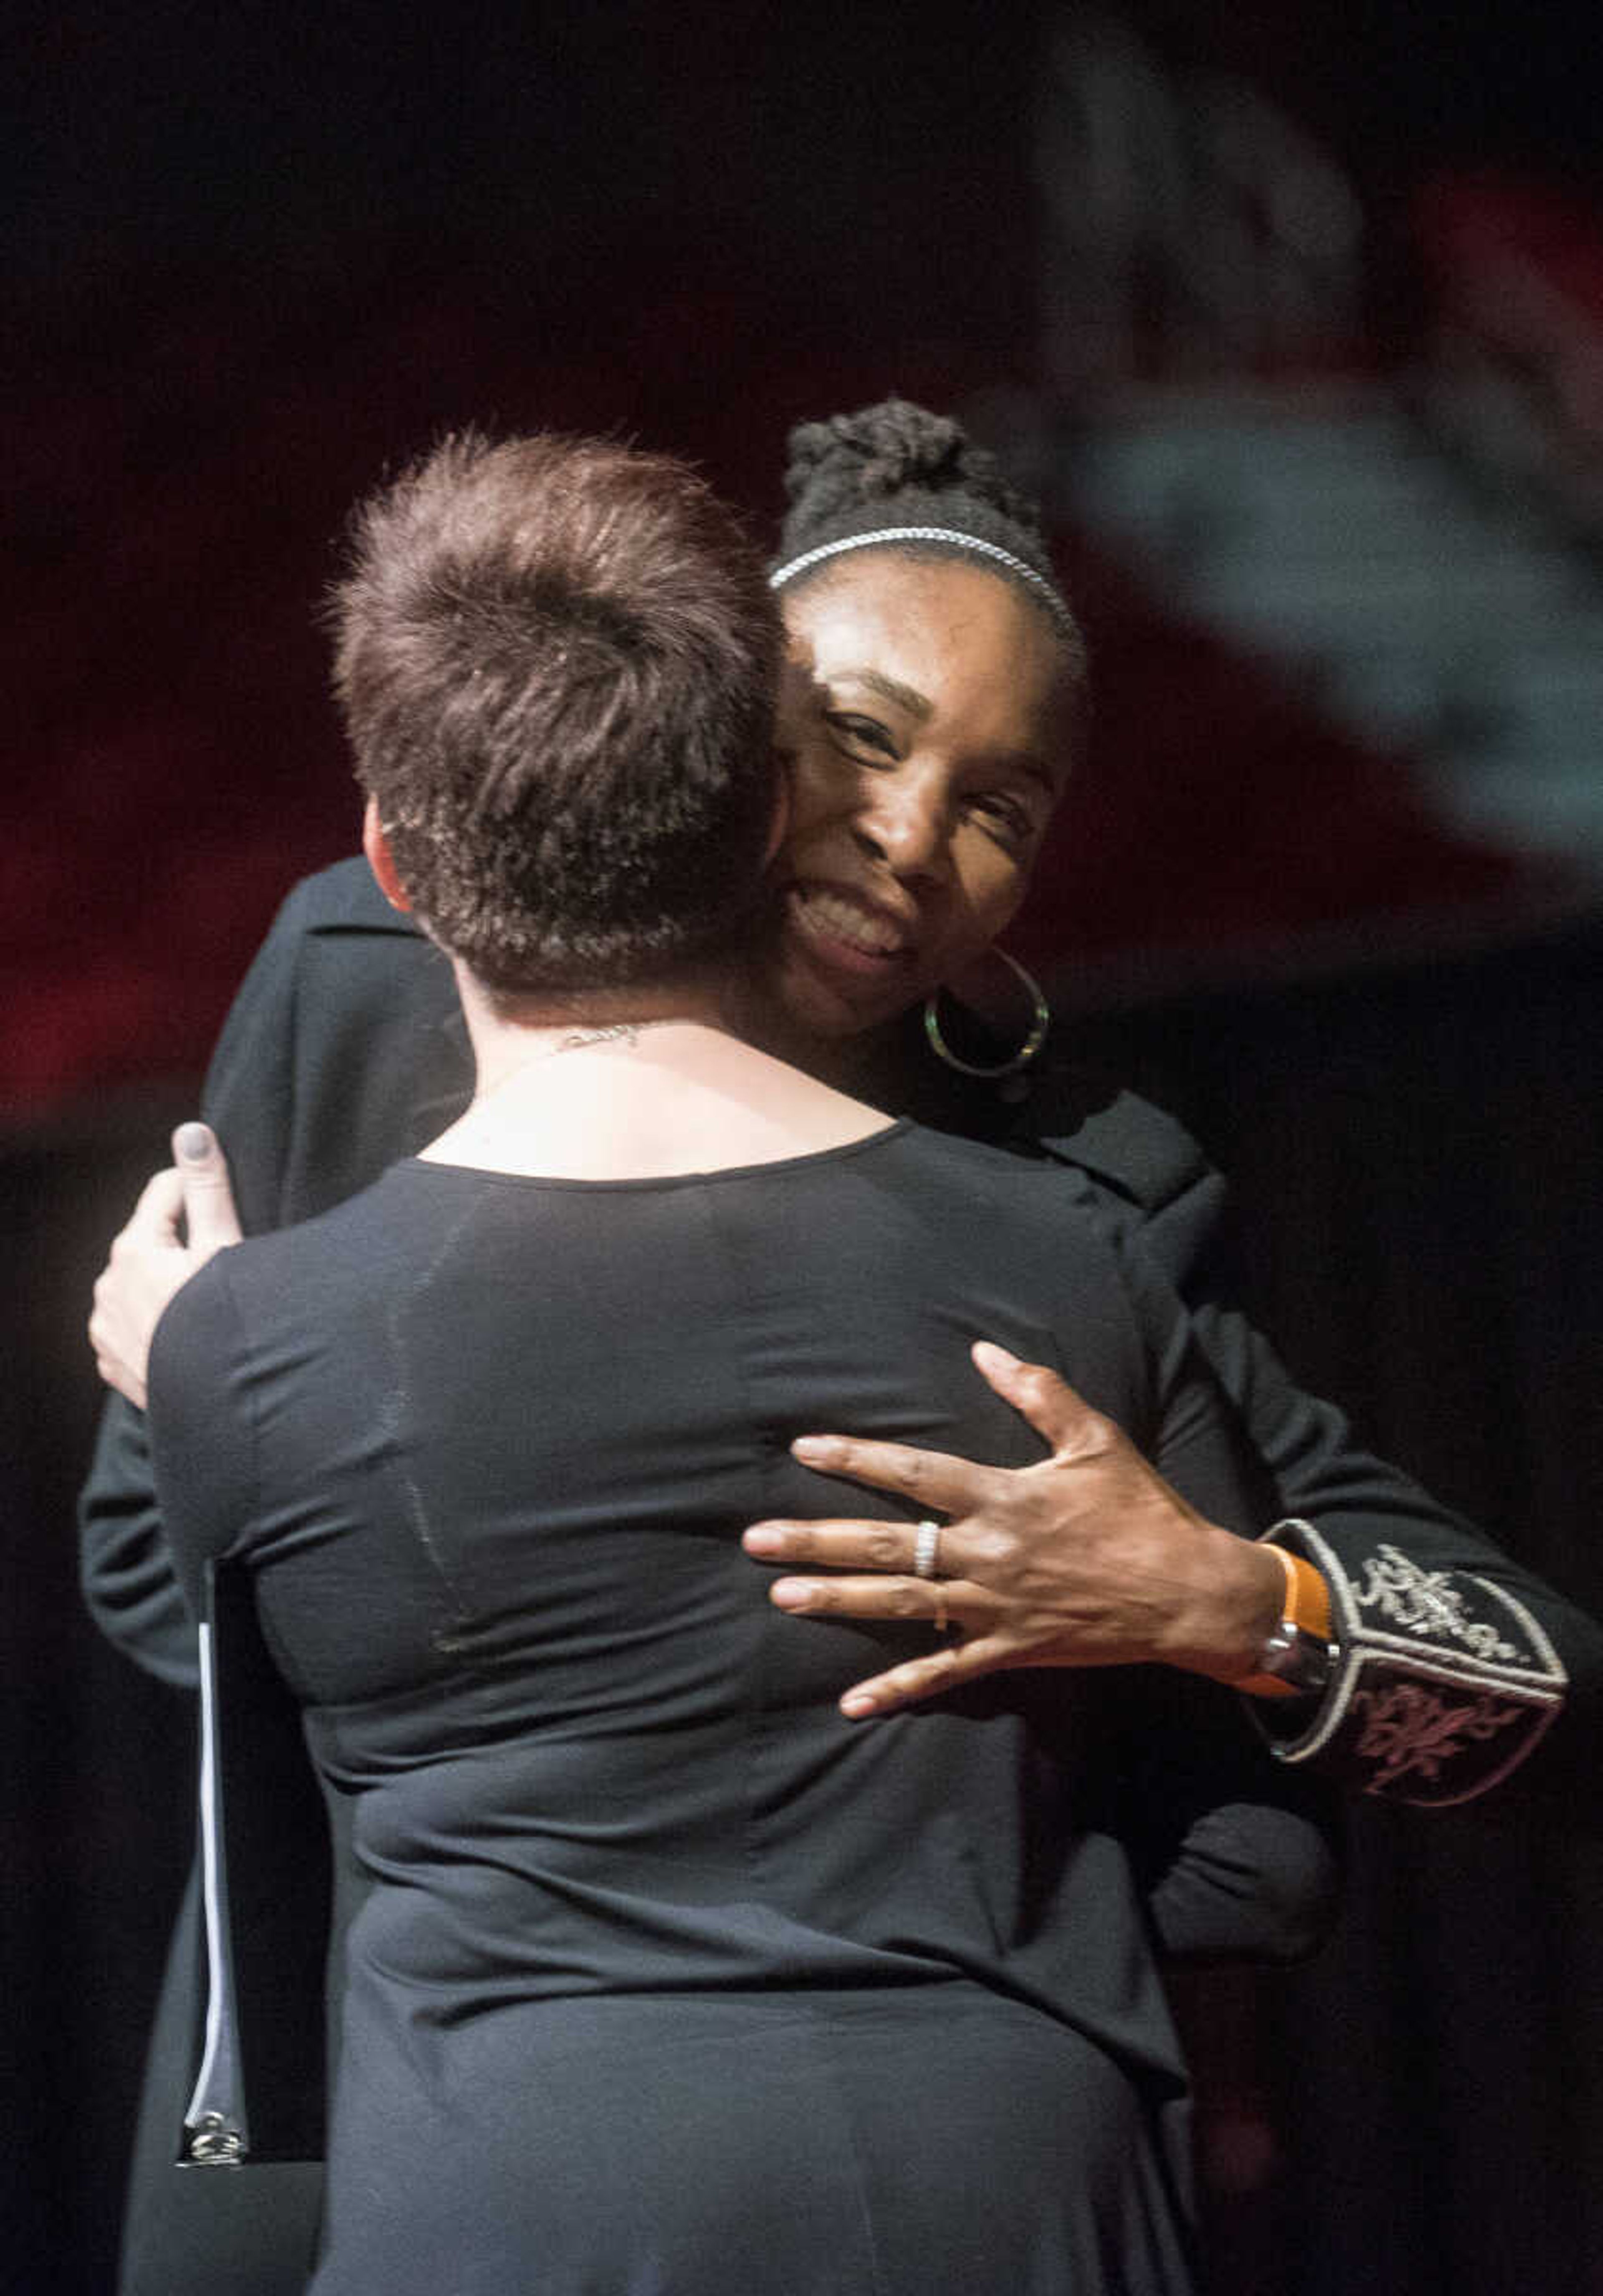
[{"xmin": 761, "ymin": 402, "xmax": 1089, "ymax": 1048}]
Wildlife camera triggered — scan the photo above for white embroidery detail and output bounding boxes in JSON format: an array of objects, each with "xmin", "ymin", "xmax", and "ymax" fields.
[
  {"xmin": 1351, "ymin": 1682, "xmax": 1527, "ymax": 1793},
  {"xmin": 1353, "ymin": 1546, "xmax": 1521, "ymax": 1663}
]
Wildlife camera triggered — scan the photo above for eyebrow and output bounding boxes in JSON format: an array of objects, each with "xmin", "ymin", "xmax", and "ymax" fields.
[
  {"xmin": 824, "ymin": 666, "xmax": 934, "ymax": 721},
  {"xmin": 823, "ymin": 666, "xmax": 1062, "ymax": 802}
]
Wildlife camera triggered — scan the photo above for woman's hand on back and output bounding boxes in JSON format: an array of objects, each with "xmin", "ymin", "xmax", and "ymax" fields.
[{"xmin": 742, "ymin": 1342, "xmax": 1286, "ymax": 1718}]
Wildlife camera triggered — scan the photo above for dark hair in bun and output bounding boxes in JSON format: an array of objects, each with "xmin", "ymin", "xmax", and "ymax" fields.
[{"xmin": 771, "ymin": 399, "xmax": 1081, "ymax": 661}]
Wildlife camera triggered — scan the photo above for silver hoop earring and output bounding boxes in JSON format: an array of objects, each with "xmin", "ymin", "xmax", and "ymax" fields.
[{"xmin": 923, "ymin": 950, "xmax": 1050, "ymax": 1079}]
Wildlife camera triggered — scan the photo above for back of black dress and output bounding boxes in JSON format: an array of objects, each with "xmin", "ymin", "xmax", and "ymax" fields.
[{"xmin": 148, "ymin": 1122, "xmax": 1324, "ymax": 2296}]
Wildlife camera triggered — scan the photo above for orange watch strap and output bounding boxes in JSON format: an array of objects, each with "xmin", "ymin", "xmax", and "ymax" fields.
[{"xmin": 1236, "ymin": 1542, "xmax": 1334, "ymax": 1700}]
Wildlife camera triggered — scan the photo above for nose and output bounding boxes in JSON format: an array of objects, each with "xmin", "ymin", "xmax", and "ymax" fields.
[{"xmin": 852, "ymin": 766, "xmax": 951, "ymax": 885}]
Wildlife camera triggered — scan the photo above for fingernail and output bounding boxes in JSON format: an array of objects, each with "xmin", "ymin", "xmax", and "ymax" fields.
[
  {"xmin": 839, "ymin": 1692, "xmax": 877, "ymax": 1719},
  {"xmin": 174, "ymin": 1123, "xmax": 213, "ymax": 1163},
  {"xmin": 769, "ymin": 1579, "xmax": 812, "ymax": 1610},
  {"xmin": 972, "ymin": 1341, "xmax": 1016, "ymax": 1373},
  {"xmin": 791, "ymin": 1435, "xmax": 834, "ymax": 1462},
  {"xmin": 743, "ymin": 1526, "xmax": 784, "ymax": 1555}
]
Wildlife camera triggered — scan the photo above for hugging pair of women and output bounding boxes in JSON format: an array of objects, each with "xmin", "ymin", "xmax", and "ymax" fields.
[{"xmin": 86, "ymin": 401, "xmax": 1593, "ymax": 2295}]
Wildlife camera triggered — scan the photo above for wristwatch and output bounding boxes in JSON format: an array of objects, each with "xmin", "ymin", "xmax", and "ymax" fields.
[{"xmin": 1236, "ymin": 1538, "xmax": 1336, "ymax": 1701}]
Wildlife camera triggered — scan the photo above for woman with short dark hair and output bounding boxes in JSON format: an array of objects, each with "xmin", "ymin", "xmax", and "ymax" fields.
[{"xmin": 334, "ymin": 429, "xmax": 782, "ymax": 997}]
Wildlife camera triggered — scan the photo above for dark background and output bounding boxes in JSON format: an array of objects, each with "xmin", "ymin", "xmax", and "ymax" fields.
[{"xmin": 8, "ymin": 4, "xmax": 1603, "ymax": 2289}]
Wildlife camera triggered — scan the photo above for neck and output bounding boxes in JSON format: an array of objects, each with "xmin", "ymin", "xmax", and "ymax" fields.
[
  {"xmin": 421, "ymin": 959, "xmax": 892, "ymax": 1182},
  {"xmin": 454, "ymin": 964, "xmax": 740, "ymax": 1099}
]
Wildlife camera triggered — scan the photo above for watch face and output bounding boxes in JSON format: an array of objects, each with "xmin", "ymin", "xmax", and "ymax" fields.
[{"xmin": 1260, "ymin": 1625, "xmax": 1334, "ymax": 1696}]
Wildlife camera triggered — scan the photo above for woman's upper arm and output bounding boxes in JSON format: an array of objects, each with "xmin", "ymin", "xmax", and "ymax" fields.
[{"xmin": 145, "ymin": 1255, "xmax": 258, "ymax": 1621}]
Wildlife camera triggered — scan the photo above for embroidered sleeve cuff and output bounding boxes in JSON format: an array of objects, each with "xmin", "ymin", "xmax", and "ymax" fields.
[{"xmin": 1244, "ymin": 1519, "xmax": 1567, "ymax": 1805}]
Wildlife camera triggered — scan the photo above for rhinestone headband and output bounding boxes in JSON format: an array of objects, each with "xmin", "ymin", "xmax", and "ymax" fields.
[{"xmin": 769, "ymin": 526, "xmax": 1074, "ymax": 633}]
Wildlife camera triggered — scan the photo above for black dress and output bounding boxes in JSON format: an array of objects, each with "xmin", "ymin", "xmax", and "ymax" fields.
[{"xmin": 147, "ymin": 1123, "xmax": 1336, "ymax": 2296}]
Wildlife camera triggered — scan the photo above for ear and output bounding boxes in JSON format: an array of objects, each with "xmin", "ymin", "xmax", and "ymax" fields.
[{"xmin": 362, "ymin": 796, "xmax": 413, "ymax": 912}]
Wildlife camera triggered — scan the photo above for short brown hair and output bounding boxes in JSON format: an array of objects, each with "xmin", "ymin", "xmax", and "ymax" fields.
[{"xmin": 332, "ymin": 430, "xmax": 782, "ymax": 996}]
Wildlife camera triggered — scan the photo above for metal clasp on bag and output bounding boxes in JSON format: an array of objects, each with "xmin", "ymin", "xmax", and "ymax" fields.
[{"xmin": 183, "ymin": 2111, "xmax": 247, "ymax": 2167}]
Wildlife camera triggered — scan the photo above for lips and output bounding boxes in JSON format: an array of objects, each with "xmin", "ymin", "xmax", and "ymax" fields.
[{"xmin": 786, "ymin": 883, "xmax": 916, "ymax": 973}]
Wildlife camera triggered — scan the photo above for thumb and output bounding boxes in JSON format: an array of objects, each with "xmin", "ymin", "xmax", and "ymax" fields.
[
  {"xmin": 970, "ymin": 1339, "xmax": 1092, "ymax": 1450},
  {"xmin": 172, "ymin": 1122, "xmax": 243, "ymax": 1254}
]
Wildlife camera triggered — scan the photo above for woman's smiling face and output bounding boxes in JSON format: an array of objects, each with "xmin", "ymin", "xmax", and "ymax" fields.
[{"xmin": 766, "ymin": 550, "xmax": 1081, "ymax": 1040}]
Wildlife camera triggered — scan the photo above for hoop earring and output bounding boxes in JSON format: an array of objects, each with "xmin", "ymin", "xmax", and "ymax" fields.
[{"xmin": 923, "ymin": 950, "xmax": 1050, "ymax": 1079}]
